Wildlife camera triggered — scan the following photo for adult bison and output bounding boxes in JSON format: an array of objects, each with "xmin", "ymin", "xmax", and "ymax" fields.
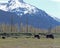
[{"xmin": 46, "ymin": 34, "xmax": 54, "ymax": 39}]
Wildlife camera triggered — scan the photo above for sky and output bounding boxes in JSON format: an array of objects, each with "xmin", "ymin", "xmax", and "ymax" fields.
[{"xmin": 0, "ymin": 0, "xmax": 60, "ymax": 18}]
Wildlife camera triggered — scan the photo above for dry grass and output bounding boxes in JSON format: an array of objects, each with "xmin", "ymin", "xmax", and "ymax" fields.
[{"xmin": 0, "ymin": 38, "xmax": 60, "ymax": 48}]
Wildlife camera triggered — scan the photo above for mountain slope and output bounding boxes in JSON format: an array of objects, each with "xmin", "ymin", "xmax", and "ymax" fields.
[
  {"xmin": 0, "ymin": 0, "xmax": 60, "ymax": 29},
  {"xmin": 0, "ymin": 10, "xmax": 20, "ymax": 24},
  {"xmin": 53, "ymin": 17, "xmax": 60, "ymax": 22},
  {"xmin": 0, "ymin": 10, "xmax": 60, "ymax": 29}
]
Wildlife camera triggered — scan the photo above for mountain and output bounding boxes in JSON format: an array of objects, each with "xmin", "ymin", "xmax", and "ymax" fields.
[
  {"xmin": 0, "ymin": 0, "xmax": 60, "ymax": 29},
  {"xmin": 53, "ymin": 17, "xmax": 60, "ymax": 22}
]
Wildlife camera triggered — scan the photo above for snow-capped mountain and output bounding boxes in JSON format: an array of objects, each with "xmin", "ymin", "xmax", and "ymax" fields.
[
  {"xmin": 0, "ymin": 0, "xmax": 60, "ymax": 29},
  {"xmin": 0, "ymin": 0, "xmax": 38, "ymax": 16}
]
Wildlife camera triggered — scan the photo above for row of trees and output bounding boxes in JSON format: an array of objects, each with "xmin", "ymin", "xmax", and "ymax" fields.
[
  {"xmin": 0, "ymin": 23, "xmax": 60, "ymax": 34},
  {"xmin": 0, "ymin": 23, "xmax": 48, "ymax": 33}
]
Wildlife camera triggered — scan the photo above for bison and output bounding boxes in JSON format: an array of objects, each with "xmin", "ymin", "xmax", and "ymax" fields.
[
  {"xmin": 34, "ymin": 35, "xmax": 40, "ymax": 39},
  {"xmin": 2, "ymin": 36, "xmax": 6, "ymax": 39},
  {"xmin": 46, "ymin": 34, "xmax": 54, "ymax": 39}
]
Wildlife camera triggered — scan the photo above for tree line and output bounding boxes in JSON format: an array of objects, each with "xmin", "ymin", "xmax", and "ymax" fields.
[{"xmin": 0, "ymin": 23, "xmax": 48, "ymax": 33}]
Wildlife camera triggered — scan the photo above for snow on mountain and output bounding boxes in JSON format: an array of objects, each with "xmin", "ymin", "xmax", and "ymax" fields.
[
  {"xmin": 0, "ymin": 0, "xmax": 38, "ymax": 16},
  {"xmin": 0, "ymin": 3, "xmax": 7, "ymax": 11},
  {"xmin": 53, "ymin": 17, "xmax": 60, "ymax": 22}
]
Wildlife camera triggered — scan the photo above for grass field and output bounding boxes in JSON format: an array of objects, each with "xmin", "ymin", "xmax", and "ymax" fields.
[{"xmin": 0, "ymin": 37, "xmax": 60, "ymax": 48}]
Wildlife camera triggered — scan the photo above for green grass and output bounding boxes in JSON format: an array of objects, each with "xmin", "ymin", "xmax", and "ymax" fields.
[{"xmin": 0, "ymin": 38, "xmax": 60, "ymax": 48}]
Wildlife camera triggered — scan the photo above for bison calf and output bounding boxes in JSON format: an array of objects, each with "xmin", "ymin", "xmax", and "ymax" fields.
[
  {"xmin": 2, "ymin": 36, "xmax": 6, "ymax": 39},
  {"xmin": 34, "ymin": 35, "xmax": 40, "ymax": 39}
]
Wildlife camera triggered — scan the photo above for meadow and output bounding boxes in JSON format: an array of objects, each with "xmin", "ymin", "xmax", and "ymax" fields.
[{"xmin": 0, "ymin": 37, "xmax": 60, "ymax": 48}]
